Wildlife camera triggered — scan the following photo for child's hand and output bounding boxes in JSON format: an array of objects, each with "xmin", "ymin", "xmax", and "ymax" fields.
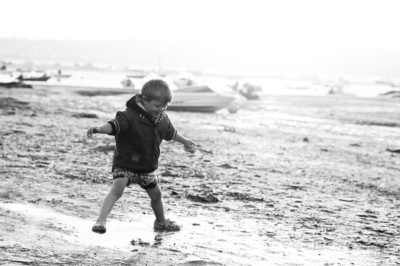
[
  {"xmin": 183, "ymin": 139, "xmax": 197, "ymax": 154},
  {"xmin": 87, "ymin": 127, "xmax": 98, "ymax": 138}
]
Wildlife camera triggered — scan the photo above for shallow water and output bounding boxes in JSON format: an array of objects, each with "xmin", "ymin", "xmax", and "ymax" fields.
[{"xmin": 0, "ymin": 202, "xmax": 386, "ymax": 265}]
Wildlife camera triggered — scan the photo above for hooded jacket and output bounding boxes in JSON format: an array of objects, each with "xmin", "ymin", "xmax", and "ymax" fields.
[{"xmin": 107, "ymin": 94, "xmax": 177, "ymax": 172}]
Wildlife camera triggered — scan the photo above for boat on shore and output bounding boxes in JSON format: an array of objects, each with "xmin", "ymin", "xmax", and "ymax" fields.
[
  {"xmin": 228, "ymin": 81, "xmax": 262, "ymax": 100},
  {"xmin": 121, "ymin": 78, "xmax": 238, "ymax": 112},
  {"xmin": 169, "ymin": 85, "xmax": 237, "ymax": 112},
  {"xmin": 18, "ymin": 73, "xmax": 51, "ymax": 82}
]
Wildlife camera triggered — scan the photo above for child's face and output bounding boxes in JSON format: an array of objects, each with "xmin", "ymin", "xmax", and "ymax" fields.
[{"xmin": 143, "ymin": 98, "xmax": 168, "ymax": 119}]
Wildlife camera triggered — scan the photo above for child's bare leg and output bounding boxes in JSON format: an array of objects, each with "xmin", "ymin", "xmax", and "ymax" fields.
[
  {"xmin": 145, "ymin": 184, "xmax": 166, "ymax": 223},
  {"xmin": 96, "ymin": 177, "xmax": 128, "ymax": 224}
]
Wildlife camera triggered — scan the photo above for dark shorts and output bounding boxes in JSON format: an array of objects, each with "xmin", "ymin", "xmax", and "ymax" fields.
[{"xmin": 112, "ymin": 167, "xmax": 158, "ymax": 189}]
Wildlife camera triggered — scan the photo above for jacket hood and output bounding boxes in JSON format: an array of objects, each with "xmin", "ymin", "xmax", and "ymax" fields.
[
  {"xmin": 126, "ymin": 94, "xmax": 139, "ymax": 109},
  {"xmin": 126, "ymin": 94, "xmax": 156, "ymax": 126}
]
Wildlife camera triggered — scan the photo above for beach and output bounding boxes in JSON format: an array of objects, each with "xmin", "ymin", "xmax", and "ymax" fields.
[{"xmin": 1, "ymin": 78, "xmax": 400, "ymax": 265}]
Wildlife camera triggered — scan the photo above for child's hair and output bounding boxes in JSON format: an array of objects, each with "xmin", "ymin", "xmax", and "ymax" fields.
[{"xmin": 141, "ymin": 78, "xmax": 173, "ymax": 105}]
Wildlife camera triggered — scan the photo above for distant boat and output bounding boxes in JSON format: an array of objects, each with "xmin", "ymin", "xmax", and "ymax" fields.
[
  {"xmin": 168, "ymin": 85, "xmax": 237, "ymax": 112},
  {"xmin": 121, "ymin": 78, "xmax": 137, "ymax": 88},
  {"xmin": 52, "ymin": 70, "xmax": 72, "ymax": 79},
  {"xmin": 380, "ymin": 90, "xmax": 400, "ymax": 98},
  {"xmin": 126, "ymin": 73, "xmax": 147, "ymax": 79},
  {"xmin": 53, "ymin": 73, "xmax": 72, "ymax": 79},
  {"xmin": 172, "ymin": 72, "xmax": 196, "ymax": 88},
  {"xmin": 18, "ymin": 73, "xmax": 51, "ymax": 81},
  {"xmin": 229, "ymin": 81, "xmax": 262, "ymax": 100}
]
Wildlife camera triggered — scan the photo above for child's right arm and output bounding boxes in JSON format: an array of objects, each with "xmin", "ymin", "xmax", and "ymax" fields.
[{"xmin": 87, "ymin": 123, "xmax": 113, "ymax": 138}]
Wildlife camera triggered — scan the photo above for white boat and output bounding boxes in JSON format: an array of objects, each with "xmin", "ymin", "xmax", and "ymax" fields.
[
  {"xmin": 172, "ymin": 72, "xmax": 196, "ymax": 88},
  {"xmin": 169, "ymin": 85, "xmax": 237, "ymax": 112}
]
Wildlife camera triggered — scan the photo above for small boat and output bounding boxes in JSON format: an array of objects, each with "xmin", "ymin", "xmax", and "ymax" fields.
[
  {"xmin": 18, "ymin": 73, "xmax": 51, "ymax": 82},
  {"xmin": 168, "ymin": 85, "xmax": 237, "ymax": 112},
  {"xmin": 229, "ymin": 81, "xmax": 262, "ymax": 100},
  {"xmin": 121, "ymin": 78, "xmax": 136, "ymax": 88},
  {"xmin": 53, "ymin": 74, "xmax": 72, "ymax": 79},
  {"xmin": 172, "ymin": 72, "xmax": 196, "ymax": 88},
  {"xmin": 126, "ymin": 73, "xmax": 147, "ymax": 79},
  {"xmin": 379, "ymin": 90, "xmax": 400, "ymax": 98},
  {"xmin": 51, "ymin": 70, "xmax": 72, "ymax": 79}
]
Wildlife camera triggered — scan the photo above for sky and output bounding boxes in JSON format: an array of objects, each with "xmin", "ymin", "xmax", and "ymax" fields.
[{"xmin": 1, "ymin": 0, "xmax": 400, "ymax": 76}]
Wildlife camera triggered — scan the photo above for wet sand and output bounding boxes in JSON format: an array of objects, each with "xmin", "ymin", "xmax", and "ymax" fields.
[{"xmin": 0, "ymin": 84, "xmax": 399, "ymax": 265}]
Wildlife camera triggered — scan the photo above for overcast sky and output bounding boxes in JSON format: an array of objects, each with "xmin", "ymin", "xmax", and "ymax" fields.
[{"xmin": 1, "ymin": 0, "xmax": 400, "ymax": 76}]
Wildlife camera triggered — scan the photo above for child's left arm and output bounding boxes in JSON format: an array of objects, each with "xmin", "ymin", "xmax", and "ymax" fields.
[{"xmin": 173, "ymin": 133, "xmax": 196, "ymax": 153}]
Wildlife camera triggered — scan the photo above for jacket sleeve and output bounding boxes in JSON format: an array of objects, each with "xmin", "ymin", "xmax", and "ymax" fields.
[
  {"xmin": 163, "ymin": 118, "xmax": 177, "ymax": 141},
  {"xmin": 107, "ymin": 111, "xmax": 130, "ymax": 136}
]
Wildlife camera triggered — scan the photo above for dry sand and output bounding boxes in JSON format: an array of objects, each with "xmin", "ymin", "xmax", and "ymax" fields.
[{"xmin": 0, "ymin": 84, "xmax": 399, "ymax": 265}]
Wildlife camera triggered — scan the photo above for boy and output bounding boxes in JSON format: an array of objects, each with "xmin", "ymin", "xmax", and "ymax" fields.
[{"xmin": 87, "ymin": 78, "xmax": 196, "ymax": 234}]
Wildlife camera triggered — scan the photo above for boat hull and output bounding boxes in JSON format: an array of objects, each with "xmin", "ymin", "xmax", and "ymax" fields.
[
  {"xmin": 168, "ymin": 92, "xmax": 236, "ymax": 112},
  {"xmin": 18, "ymin": 75, "xmax": 51, "ymax": 82}
]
